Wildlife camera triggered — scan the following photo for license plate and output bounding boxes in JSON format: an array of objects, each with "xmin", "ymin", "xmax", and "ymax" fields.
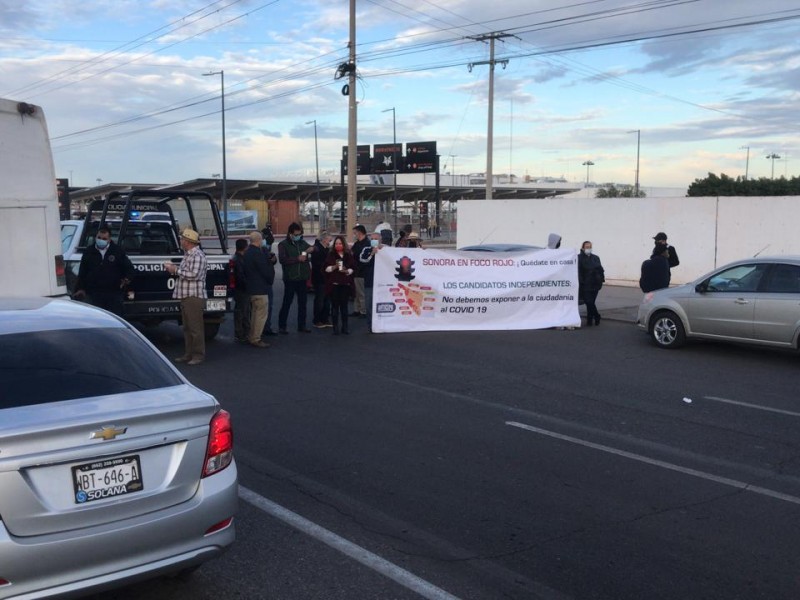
[
  {"xmin": 206, "ymin": 298, "xmax": 226, "ymax": 311},
  {"xmin": 72, "ymin": 455, "xmax": 143, "ymax": 504}
]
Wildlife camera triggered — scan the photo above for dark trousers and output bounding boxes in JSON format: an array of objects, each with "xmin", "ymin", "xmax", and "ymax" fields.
[
  {"xmin": 329, "ymin": 285, "xmax": 350, "ymax": 332},
  {"xmin": 263, "ymin": 285, "xmax": 274, "ymax": 334},
  {"xmin": 233, "ymin": 290, "xmax": 251, "ymax": 340},
  {"xmin": 313, "ymin": 281, "xmax": 330, "ymax": 324},
  {"xmin": 278, "ymin": 280, "xmax": 308, "ymax": 331},
  {"xmin": 89, "ymin": 290, "xmax": 125, "ymax": 317},
  {"xmin": 365, "ymin": 286, "xmax": 374, "ymax": 328},
  {"xmin": 583, "ymin": 289, "xmax": 601, "ymax": 320}
]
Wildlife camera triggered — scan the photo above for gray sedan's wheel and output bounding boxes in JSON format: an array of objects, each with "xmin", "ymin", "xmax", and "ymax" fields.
[{"xmin": 650, "ymin": 310, "xmax": 686, "ymax": 349}]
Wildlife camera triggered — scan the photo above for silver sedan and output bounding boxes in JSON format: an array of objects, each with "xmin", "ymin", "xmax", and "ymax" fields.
[
  {"xmin": 0, "ymin": 298, "xmax": 237, "ymax": 598},
  {"xmin": 637, "ymin": 256, "xmax": 800, "ymax": 350}
]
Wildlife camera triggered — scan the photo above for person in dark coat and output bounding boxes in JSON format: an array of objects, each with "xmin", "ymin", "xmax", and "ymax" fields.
[
  {"xmin": 653, "ymin": 232, "xmax": 679, "ymax": 269},
  {"xmin": 350, "ymin": 225, "xmax": 370, "ymax": 317},
  {"xmin": 231, "ymin": 238, "xmax": 250, "ymax": 343},
  {"xmin": 640, "ymin": 245, "xmax": 671, "ymax": 293},
  {"xmin": 74, "ymin": 226, "xmax": 135, "ymax": 317},
  {"xmin": 311, "ymin": 231, "xmax": 332, "ymax": 328},
  {"xmin": 578, "ymin": 240, "xmax": 605, "ymax": 326},
  {"xmin": 324, "ymin": 236, "xmax": 356, "ymax": 335},
  {"xmin": 277, "ymin": 222, "xmax": 315, "ymax": 333},
  {"xmin": 243, "ymin": 231, "xmax": 274, "ymax": 348}
]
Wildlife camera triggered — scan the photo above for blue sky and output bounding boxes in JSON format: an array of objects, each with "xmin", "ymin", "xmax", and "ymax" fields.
[{"xmin": 1, "ymin": 0, "xmax": 797, "ymax": 190}]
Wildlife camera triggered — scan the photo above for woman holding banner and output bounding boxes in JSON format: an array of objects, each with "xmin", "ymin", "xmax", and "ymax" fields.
[{"xmin": 578, "ymin": 241, "xmax": 605, "ymax": 326}]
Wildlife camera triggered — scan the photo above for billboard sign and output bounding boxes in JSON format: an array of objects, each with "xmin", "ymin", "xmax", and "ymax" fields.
[{"xmin": 404, "ymin": 141, "xmax": 437, "ymax": 172}]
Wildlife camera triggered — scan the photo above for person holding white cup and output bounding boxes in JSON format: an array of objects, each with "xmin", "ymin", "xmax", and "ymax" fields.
[{"xmin": 323, "ymin": 235, "xmax": 356, "ymax": 335}]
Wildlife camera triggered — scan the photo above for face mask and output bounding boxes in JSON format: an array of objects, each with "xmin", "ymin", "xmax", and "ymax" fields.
[
  {"xmin": 95, "ymin": 239, "xmax": 109, "ymax": 250},
  {"xmin": 583, "ymin": 248, "xmax": 592, "ymax": 255},
  {"xmin": 292, "ymin": 234, "xmax": 302, "ymax": 242},
  {"xmin": 370, "ymin": 239, "xmax": 379, "ymax": 248}
]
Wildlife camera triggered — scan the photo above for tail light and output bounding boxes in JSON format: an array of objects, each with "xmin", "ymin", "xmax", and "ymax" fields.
[
  {"xmin": 228, "ymin": 259, "xmax": 236, "ymax": 290},
  {"xmin": 55, "ymin": 254, "xmax": 66, "ymax": 287},
  {"xmin": 203, "ymin": 409, "xmax": 233, "ymax": 477}
]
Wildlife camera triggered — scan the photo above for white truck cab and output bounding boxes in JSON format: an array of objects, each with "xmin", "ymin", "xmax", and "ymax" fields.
[{"xmin": 0, "ymin": 98, "xmax": 66, "ymax": 297}]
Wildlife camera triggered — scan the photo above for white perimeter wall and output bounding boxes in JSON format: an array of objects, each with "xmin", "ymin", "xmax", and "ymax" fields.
[{"xmin": 458, "ymin": 196, "xmax": 800, "ymax": 286}]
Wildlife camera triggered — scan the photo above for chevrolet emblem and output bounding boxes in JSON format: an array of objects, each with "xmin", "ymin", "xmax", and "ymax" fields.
[{"xmin": 90, "ymin": 426, "xmax": 128, "ymax": 441}]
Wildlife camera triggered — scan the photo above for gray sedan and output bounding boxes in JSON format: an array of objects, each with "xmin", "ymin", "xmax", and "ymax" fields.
[
  {"xmin": 637, "ymin": 256, "xmax": 800, "ymax": 349},
  {"xmin": 0, "ymin": 298, "xmax": 237, "ymax": 598}
]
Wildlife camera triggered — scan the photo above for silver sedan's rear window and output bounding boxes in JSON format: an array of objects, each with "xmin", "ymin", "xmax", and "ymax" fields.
[{"xmin": 0, "ymin": 328, "xmax": 182, "ymax": 408}]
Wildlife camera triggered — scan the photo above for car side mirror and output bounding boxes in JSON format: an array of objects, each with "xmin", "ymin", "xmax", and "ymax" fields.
[{"xmin": 695, "ymin": 282, "xmax": 707, "ymax": 294}]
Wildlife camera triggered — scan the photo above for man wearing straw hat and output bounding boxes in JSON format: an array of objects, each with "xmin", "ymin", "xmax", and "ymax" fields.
[{"xmin": 164, "ymin": 229, "xmax": 208, "ymax": 365}]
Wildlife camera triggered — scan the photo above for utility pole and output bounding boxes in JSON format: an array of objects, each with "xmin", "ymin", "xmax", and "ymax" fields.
[
  {"xmin": 627, "ymin": 129, "xmax": 640, "ymax": 196},
  {"xmin": 582, "ymin": 160, "xmax": 594, "ymax": 186},
  {"xmin": 468, "ymin": 32, "xmax": 511, "ymax": 200},
  {"xmin": 740, "ymin": 145, "xmax": 750, "ymax": 179},
  {"xmin": 766, "ymin": 153, "xmax": 781, "ymax": 179},
  {"xmin": 346, "ymin": 0, "xmax": 357, "ymax": 232},
  {"xmin": 203, "ymin": 70, "xmax": 227, "ymax": 234}
]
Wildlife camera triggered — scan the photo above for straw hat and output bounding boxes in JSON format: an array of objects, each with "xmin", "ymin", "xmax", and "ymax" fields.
[{"xmin": 181, "ymin": 229, "xmax": 200, "ymax": 244}]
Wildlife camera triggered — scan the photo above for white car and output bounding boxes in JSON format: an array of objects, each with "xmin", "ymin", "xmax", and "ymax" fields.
[
  {"xmin": 0, "ymin": 298, "xmax": 237, "ymax": 598},
  {"xmin": 637, "ymin": 256, "xmax": 800, "ymax": 350}
]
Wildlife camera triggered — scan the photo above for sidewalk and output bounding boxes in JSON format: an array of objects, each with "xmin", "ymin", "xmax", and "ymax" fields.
[{"xmin": 587, "ymin": 285, "xmax": 642, "ymax": 323}]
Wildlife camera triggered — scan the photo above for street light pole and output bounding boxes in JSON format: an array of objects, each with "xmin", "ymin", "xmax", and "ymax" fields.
[
  {"xmin": 204, "ymin": 70, "xmax": 227, "ymax": 235},
  {"xmin": 766, "ymin": 153, "xmax": 781, "ymax": 179},
  {"xmin": 449, "ymin": 154, "xmax": 457, "ymax": 186},
  {"xmin": 740, "ymin": 145, "xmax": 750, "ymax": 179},
  {"xmin": 382, "ymin": 107, "xmax": 397, "ymax": 231},
  {"xmin": 627, "ymin": 129, "xmax": 640, "ymax": 196},
  {"xmin": 306, "ymin": 120, "xmax": 321, "ymax": 231},
  {"xmin": 582, "ymin": 160, "xmax": 595, "ymax": 186}
]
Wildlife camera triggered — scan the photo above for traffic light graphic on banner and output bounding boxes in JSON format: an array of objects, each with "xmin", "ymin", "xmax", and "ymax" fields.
[{"xmin": 394, "ymin": 256, "xmax": 415, "ymax": 282}]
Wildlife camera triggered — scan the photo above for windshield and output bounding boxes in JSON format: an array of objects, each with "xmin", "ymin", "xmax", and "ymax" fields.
[{"xmin": 0, "ymin": 328, "xmax": 182, "ymax": 408}]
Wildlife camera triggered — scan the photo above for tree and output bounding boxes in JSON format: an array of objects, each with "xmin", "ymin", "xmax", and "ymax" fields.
[
  {"xmin": 686, "ymin": 173, "xmax": 800, "ymax": 196},
  {"xmin": 595, "ymin": 185, "xmax": 646, "ymax": 198}
]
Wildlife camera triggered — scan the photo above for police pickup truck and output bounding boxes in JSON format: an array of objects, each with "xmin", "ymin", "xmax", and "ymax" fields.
[{"xmin": 63, "ymin": 190, "xmax": 233, "ymax": 339}]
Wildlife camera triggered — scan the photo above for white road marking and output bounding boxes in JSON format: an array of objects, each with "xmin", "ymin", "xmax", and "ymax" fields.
[
  {"xmin": 238, "ymin": 485, "xmax": 462, "ymax": 600},
  {"xmin": 506, "ymin": 421, "xmax": 800, "ymax": 506},
  {"xmin": 703, "ymin": 395, "xmax": 800, "ymax": 418}
]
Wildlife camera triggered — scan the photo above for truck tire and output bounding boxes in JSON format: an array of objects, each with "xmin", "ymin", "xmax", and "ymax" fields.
[{"xmin": 204, "ymin": 321, "xmax": 221, "ymax": 341}]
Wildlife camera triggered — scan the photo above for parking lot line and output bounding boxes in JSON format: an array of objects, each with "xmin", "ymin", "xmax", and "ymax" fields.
[
  {"xmin": 238, "ymin": 486, "xmax": 462, "ymax": 600},
  {"xmin": 703, "ymin": 396, "xmax": 800, "ymax": 418},
  {"xmin": 505, "ymin": 421, "xmax": 800, "ymax": 506}
]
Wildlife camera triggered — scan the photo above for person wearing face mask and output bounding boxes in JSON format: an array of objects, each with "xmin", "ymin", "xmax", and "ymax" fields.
[
  {"xmin": 74, "ymin": 225, "xmax": 135, "ymax": 317},
  {"xmin": 324, "ymin": 235, "xmax": 356, "ymax": 335},
  {"xmin": 578, "ymin": 240, "xmax": 605, "ymax": 326},
  {"xmin": 359, "ymin": 232, "xmax": 383, "ymax": 332},
  {"xmin": 277, "ymin": 222, "xmax": 314, "ymax": 333}
]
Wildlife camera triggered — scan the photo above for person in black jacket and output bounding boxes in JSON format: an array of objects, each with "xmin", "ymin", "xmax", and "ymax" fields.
[
  {"xmin": 243, "ymin": 231, "xmax": 274, "ymax": 348},
  {"xmin": 232, "ymin": 238, "xmax": 250, "ymax": 343},
  {"xmin": 74, "ymin": 226, "xmax": 135, "ymax": 317},
  {"xmin": 350, "ymin": 225, "xmax": 370, "ymax": 317},
  {"xmin": 578, "ymin": 241, "xmax": 605, "ymax": 326},
  {"xmin": 640, "ymin": 245, "xmax": 671, "ymax": 293},
  {"xmin": 653, "ymin": 232, "xmax": 679, "ymax": 269},
  {"xmin": 311, "ymin": 231, "xmax": 332, "ymax": 328}
]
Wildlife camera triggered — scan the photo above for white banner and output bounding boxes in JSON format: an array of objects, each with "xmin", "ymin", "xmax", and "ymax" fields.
[{"xmin": 372, "ymin": 247, "xmax": 580, "ymax": 333}]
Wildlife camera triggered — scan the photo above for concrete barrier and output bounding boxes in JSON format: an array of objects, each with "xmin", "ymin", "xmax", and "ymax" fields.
[{"xmin": 458, "ymin": 196, "xmax": 800, "ymax": 286}]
